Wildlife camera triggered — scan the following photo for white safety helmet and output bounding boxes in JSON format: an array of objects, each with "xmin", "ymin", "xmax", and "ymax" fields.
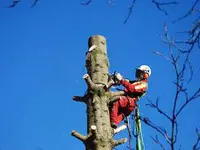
[{"xmin": 137, "ymin": 65, "xmax": 151, "ymax": 77}]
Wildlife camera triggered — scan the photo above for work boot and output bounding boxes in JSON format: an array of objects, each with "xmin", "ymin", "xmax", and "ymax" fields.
[{"xmin": 111, "ymin": 122, "xmax": 117, "ymax": 129}]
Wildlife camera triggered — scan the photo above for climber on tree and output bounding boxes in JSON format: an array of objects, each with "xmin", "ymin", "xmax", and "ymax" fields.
[{"xmin": 110, "ymin": 65, "xmax": 151, "ymax": 129}]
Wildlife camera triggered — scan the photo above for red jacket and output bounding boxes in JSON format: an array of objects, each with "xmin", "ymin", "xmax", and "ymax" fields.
[
  {"xmin": 110, "ymin": 79, "xmax": 148, "ymax": 126},
  {"xmin": 120, "ymin": 79, "xmax": 148, "ymax": 99}
]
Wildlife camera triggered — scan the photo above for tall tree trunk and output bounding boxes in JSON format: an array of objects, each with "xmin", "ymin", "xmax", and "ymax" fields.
[{"xmin": 72, "ymin": 35, "xmax": 126, "ymax": 150}]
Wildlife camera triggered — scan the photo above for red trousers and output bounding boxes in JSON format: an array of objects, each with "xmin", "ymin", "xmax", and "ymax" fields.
[{"xmin": 110, "ymin": 96, "xmax": 137, "ymax": 126}]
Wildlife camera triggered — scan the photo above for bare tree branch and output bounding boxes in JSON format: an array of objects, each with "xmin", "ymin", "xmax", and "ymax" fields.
[
  {"xmin": 162, "ymin": 24, "xmax": 182, "ymax": 148},
  {"xmin": 124, "ymin": 0, "xmax": 137, "ymax": 24},
  {"xmin": 7, "ymin": 0, "xmax": 20, "ymax": 8},
  {"xmin": 193, "ymin": 128, "xmax": 200, "ymax": 150},
  {"xmin": 152, "ymin": 0, "xmax": 178, "ymax": 15},
  {"xmin": 73, "ymin": 96, "xmax": 87, "ymax": 103},
  {"xmin": 141, "ymin": 117, "xmax": 171, "ymax": 144},
  {"xmin": 151, "ymin": 135, "xmax": 166, "ymax": 150},
  {"xmin": 146, "ymin": 24, "xmax": 200, "ymax": 149},
  {"xmin": 173, "ymin": 0, "xmax": 200, "ymax": 23},
  {"xmin": 113, "ymin": 138, "xmax": 127, "ymax": 147},
  {"xmin": 153, "ymin": 51, "xmax": 172, "ymax": 62},
  {"xmin": 80, "ymin": 0, "xmax": 92, "ymax": 6},
  {"xmin": 176, "ymin": 88, "xmax": 200, "ymax": 116},
  {"xmin": 146, "ymin": 97, "xmax": 172, "ymax": 122},
  {"xmin": 71, "ymin": 130, "xmax": 87, "ymax": 142},
  {"xmin": 7, "ymin": 0, "xmax": 40, "ymax": 8},
  {"xmin": 30, "ymin": 0, "xmax": 39, "ymax": 8}
]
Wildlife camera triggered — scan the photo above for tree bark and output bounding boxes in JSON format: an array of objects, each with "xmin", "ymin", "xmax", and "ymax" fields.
[
  {"xmin": 72, "ymin": 35, "xmax": 126, "ymax": 150},
  {"xmin": 86, "ymin": 35, "xmax": 112, "ymax": 150}
]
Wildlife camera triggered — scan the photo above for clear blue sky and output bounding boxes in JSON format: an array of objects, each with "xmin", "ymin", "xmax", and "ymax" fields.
[{"xmin": 0, "ymin": 1, "xmax": 199, "ymax": 150}]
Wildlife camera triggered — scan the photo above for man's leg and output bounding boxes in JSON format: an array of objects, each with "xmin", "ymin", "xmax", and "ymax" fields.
[
  {"xmin": 123, "ymin": 98, "xmax": 137, "ymax": 117},
  {"xmin": 110, "ymin": 96, "xmax": 129, "ymax": 128},
  {"xmin": 110, "ymin": 101, "xmax": 120, "ymax": 128}
]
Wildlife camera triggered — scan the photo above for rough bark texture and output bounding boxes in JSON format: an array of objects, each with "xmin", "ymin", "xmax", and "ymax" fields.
[
  {"xmin": 86, "ymin": 35, "xmax": 112, "ymax": 150},
  {"xmin": 72, "ymin": 35, "xmax": 126, "ymax": 150},
  {"xmin": 86, "ymin": 36, "xmax": 109, "ymax": 85}
]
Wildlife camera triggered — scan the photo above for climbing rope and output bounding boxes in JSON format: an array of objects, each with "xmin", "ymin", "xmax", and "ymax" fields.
[{"xmin": 135, "ymin": 106, "xmax": 145, "ymax": 150}]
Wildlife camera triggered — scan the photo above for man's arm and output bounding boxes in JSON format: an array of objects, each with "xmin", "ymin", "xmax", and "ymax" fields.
[
  {"xmin": 114, "ymin": 72, "xmax": 148, "ymax": 93},
  {"xmin": 120, "ymin": 79, "xmax": 147, "ymax": 93}
]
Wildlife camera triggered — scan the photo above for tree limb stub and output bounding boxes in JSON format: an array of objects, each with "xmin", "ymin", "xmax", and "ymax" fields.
[
  {"xmin": 113, "ymin": 138, "xmax": 127, "ymax": 147},
  {"xmin": 73, "ymin": 93, "xmax": 91, "ymax": 103},
  {"xmin": 73, "ymin": 96, "xmax": 85, "ymax": 103},
  {"xmin": 71, "ymin": 130, "xmax": 87, "ymax": 143},
  {"xmin": 83, "ymin": 73, "xmax": 104, "ymax": 90},
  {"xmin": 71, "ymin": 125, "xmax": 97, "ymax": 146},
  {"xmin": 111, "ymin": 91, "xmax": 125, "ymax": 97}
]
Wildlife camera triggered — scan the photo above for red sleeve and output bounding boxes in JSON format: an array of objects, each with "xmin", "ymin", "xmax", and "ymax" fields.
[{"xmin": 120, "ymin": 79, "xmax": 148, "ymax": 93}]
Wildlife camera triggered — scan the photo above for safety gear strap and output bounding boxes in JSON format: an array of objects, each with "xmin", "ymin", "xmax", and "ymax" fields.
[{"xmin": 135, "ymin": 107, "xmax": 145, "ymax": 150}]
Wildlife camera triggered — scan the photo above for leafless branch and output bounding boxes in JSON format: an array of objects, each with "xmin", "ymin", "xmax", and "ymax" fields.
[
  {"xmin": 152, "ymin": 0, "xmax": 178, "ymax": 15},
  {"xmin": 193, "ymin": 128, "xmax": 200, "ymax": 150},
  {"xmin": 174, "ymin": 121, "xmax": 178, "ymax": 144},
  {"xmin": 146, "ymin": 24, "xmax": 199, "ymax": 149},
  {"xmin": 113, "ymin": 138, "xmax": 127, "ymax": 147},
  {"xmin": 162, "ymin": 24, "xmax": 182, "ymax": 148},
  {"xmin": 80, "ymin": 0, "xmax": 92, "ymax": 6},
  {"xmin": 153, "ymin": 51, "xmax": 172, "ymax": 62},
  {"xmin": 7, "ymin": 0, "xmax": 40, "ymax": 8},
  {"xmin": 71, "ymin": 125, "xmax": 98, "ymax": 146},
  {"xmin": 173, "ymin": 0, "xmax": 200, "ymax": 23},
  {"xmin": 176, "ymin": 88, "xmax": 200, "ymax": 116},
  {"xmin": 151, "ymin": 135, "xmax": 166, "ymax": 150},
  {"xmin": 156, "ymin": 23, "xmax": 200, "ymax": 149},
  {"xmin": 141, "ymin": 117, "xmax": 171, "ymax": 144},
  {"xmin": 73, "ymin": 96, "xmax": 85, "ymax": 102},
  {"xmin": 30, "ymin": 0, "xmax": 39, "ymax": 8},
  {"xmin": 71, "ymin": 130, "xmax": 87, "ymax": 142},
  {"xmin": 123, "ymin": 0, "xmax": 137, "ymax": 24},
  {"xmin": 7, "ymin": 0, "xmax": 20, "ymax": 8},
  {"xmin": 146, "ymin": 97, "xmax": 172, "ymax": 122},
  {"xmin": 172, "ymin": 42, "xmax": 194, "ymax": 83}
]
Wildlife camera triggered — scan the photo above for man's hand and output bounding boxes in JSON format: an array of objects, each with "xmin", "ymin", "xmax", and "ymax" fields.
[{"xmin": 115, "ymin": 72, "xmax": 123, "ymax": 81}]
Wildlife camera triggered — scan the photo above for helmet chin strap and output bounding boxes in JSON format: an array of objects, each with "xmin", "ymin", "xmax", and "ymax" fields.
[
  {"xmin": 143, "ymin": 73, "xmax": 149, "ymax": 79},
  {"xmin": 136, "ymin": 72, "xmax": 148, "ymax": 80}
]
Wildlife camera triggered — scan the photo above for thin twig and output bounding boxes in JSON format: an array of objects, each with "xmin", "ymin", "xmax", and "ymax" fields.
[
  {"xmin": 153, "ymin": 51, "xmax": 171, "ymax": 62},
  {"xmin": 173, "ymin": 0, "xmax": 200, "ymax": 23},
  {"xmin": 151, "ymin": 135, "xmax": 166, "ymax": 150},
  {"xmin": 146, "ymin": 97, "xmax": 172, "ymax": 122},
  {"xmin": 30, "ymin": 0, "xmax": 39, "ymax": 8},
  {"xmin": 141, "ymin": 117, "xmax": 171, "ymax": 144},
  {"xmin": 123, "ymin": 0, "xmax": 137, "ymax": 24},
  {"xmin": 152, "ymin": 0, "xmax": 178, "ymax": 15},
  {"xmin": 7, "ymin": 0, "xmax": 20, "ymax": 8},
  {"xmin": 176, "ymin": 88, "xmax": 200, "ymax": 117},
  {"xmin": 80, "ymin": 0, "xmax": 92, "ymax": 6},
  {"xmin": 193, "ymin": 128, "xmax": 200, "ymax": 150}
]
